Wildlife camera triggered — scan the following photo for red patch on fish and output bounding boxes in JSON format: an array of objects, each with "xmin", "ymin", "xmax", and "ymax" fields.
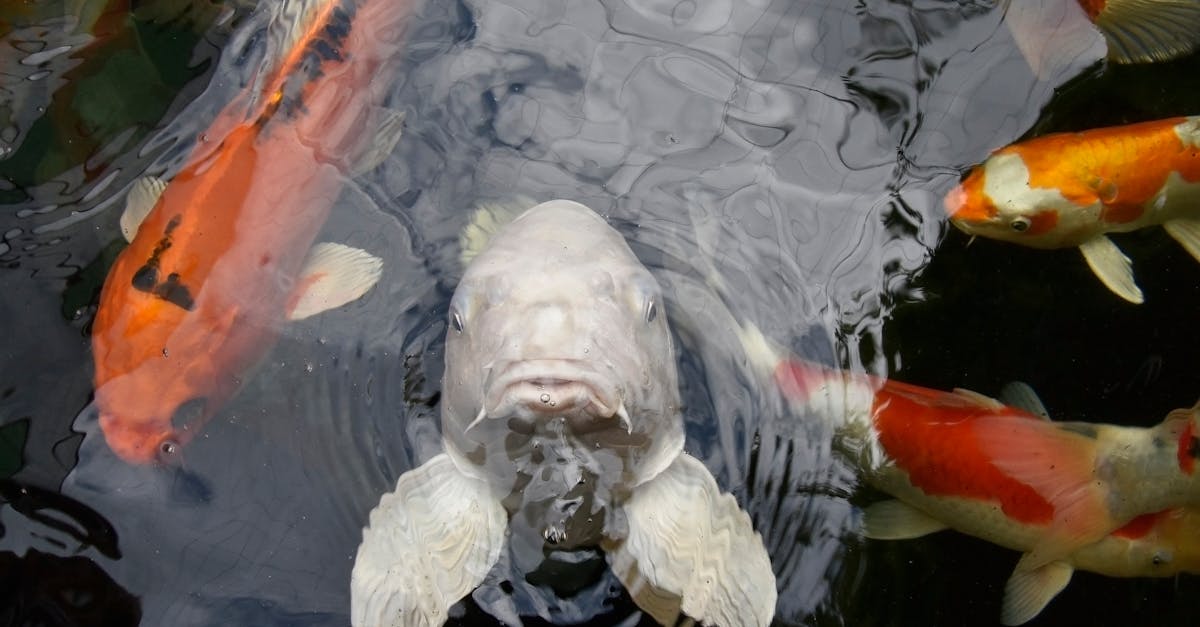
[
  {"xmin": 1077, "ymin": 0, "xmax": 1105, "ymax": 20},
  {"xmin": 872, "ymin": 380, "xmax": 1056, "ymax": 525},
  {"xmin": 1026, "ymin": 210, "xmax": 1059, "ymax": 235},
  {"xmin": 1111, "ymin": 510, "xmax": 1164, "ymax": 540},
  {"xmin": 1178, "ymin": 418, "xmax": 1197, "ymax": 475}
]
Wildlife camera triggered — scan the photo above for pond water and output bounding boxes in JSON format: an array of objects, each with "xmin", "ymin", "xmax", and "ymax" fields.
[{"xmin": 2, "ymin": 0, "xmax": 1199, "ymax": 625}]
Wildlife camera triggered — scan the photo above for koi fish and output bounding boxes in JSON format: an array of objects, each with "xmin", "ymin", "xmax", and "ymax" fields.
[
  {"xmin": 945, "ymin": 115, "xmax": 1200, "ymax": 304},
  {"xmin": 1006, "ymin": 0, "xmax": 1200, "ymax": 81},
  {"xmin": 352, "ymin": 201, "xmax": 776, "ymax": 627},
  {"xmin": 91, "ymin": 0, "xmax": 411, "ymax": 464},
  {"xmin": 735, "ymin": 324, "xmax": 1200, "ymax": 624}
]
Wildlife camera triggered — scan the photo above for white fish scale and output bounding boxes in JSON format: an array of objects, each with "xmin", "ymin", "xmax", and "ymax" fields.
[{"xmin": 351, "ymin": 454, "xmax": 505, "ymax": 627}]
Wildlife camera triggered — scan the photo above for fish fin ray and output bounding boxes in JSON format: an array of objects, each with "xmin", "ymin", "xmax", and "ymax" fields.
[
  {"xmin": 998, "ymin": 382, "xmax": 1051, "ymax": 420},
  {"xmin": 351, "ymin": 454, "xmax": 505, "ymax": 627},
  {"xmin": 1164, "ymin": 218, "xmax": 1200, "ymax": 263},
  {"xmin": 1000, "ymin": 558, "xmax": 1074, "ymax": 626},
  {"xmin": 120, "ymin": 176, "xmax": 167, "ymax": 242},
  {"xmin": 349, "ymin": 107, "xmax": 407, "ymax": 177},
  {"xmin": 861, "ymin": 500, "xmax": 949, "ymax": 539},
  {"xmin": 973, "ymin": 415, "xmax": 1115, "ymax": 568},
  {"xmin": 287, "ymin": 242, "xmax": 383, "ymax": 320},
  {"xmin": 1079, "ymin": 235, "xmax": 1143, "ymax": 304},
  {"xmin": 1095, "ymin": 0, "xmax": 1200, "ymax": 63},
  {"xmin": 460, "ymin": 198, "xmax": 539, "ymax": 267},
  {"xmin": 604, "ymin": 453, "xmax": 776, "ymax": 627}
]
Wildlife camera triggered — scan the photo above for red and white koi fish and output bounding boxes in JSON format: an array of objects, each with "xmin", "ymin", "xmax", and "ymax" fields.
[
  {"xmin": 736, "ymin": 324, "xmax": 1200, "ymax": 624},
  {"xmin": 945, "ymin": 115, "xmax": 1200, "ymax": 304},
  {"xmin": 1006, "ymin": 0, "xmax": 1200, "ymax": 80},
  {"xmin": 91, "ymin": 0, "xmax": 412, "ymax": 464}
]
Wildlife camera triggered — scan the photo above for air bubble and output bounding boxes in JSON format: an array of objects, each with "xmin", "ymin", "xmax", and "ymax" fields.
[{"xmin": 540, "ymin": 393, "xmax": 551, "ymax": 403}]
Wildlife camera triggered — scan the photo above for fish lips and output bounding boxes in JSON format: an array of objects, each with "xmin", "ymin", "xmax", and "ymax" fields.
[{"xmin": 478, "ymin": 360, "xmax": 630, "ymax": 433}]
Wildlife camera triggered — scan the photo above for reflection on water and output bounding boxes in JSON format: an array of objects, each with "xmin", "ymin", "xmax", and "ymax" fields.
[{"xmin": 0, "ymin": 0, "xmax": 1197, "ymax": 625}]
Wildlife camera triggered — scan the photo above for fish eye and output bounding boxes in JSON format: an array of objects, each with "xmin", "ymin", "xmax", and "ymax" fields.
[
  {"xmin": 1009, "ymin": 217, "xmax": 1031, "ymax": 232},
  {"xmin": 157, "ymin": 439, "xmax": 180, "ymax": 465},
  {"xmin": 450, "ymin": 309, "xmax": 465, "ymax": 333},
  {"xmin": 644, "ymin": 299, "xmax": 657, "ymax": 324}
]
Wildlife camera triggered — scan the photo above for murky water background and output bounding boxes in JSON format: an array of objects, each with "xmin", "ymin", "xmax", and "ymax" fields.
[{"xmin": 2, "ymin": 0, "xmax": 1199, "ymax": 625}]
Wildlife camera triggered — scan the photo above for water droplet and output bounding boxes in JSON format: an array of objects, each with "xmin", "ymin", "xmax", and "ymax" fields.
[
  {"xmin": 304, "ymin": 363, "xmax": 314, "ymax": 373},
  {"xmin": 549, "ymin": 400, "xmax": 556, "ymax": 407},
  {"xmin": 161, "ymin": 348, "xmax": 169, "ymax": 357},
  {"xmin": 540, "ymin": 393, "xmax": 551, "ymax": 403}
]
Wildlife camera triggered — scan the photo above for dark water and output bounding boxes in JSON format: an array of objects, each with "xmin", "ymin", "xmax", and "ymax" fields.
[{"xmin": 1, "ymin": 0, "xmax": 1198, "ymax": 625}]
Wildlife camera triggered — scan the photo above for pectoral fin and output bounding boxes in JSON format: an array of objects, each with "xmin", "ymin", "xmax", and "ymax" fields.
[
  {"xmin": 861, "ymin": 500, "xmax": 949, "ymax": 540},
  {"xmin": 351, "ymin": 453, "xmax": 506, "ymax": 627},
  {"xmin": 1093, "ymin": 0, "xmax": 1200, "ymax": 64},
  {"xmin": 349, "ymin": 107, "xmax": 407, "ymax": 177},
  {"xmin": 604, "ymin": 453, "xmax": 776, "ymax": 627},
  {"xmin": 972, "ymin": 415, "xmax": 1116, "ymax": 569},
  {"xmin": 1000, "ymin": 557, "xmax": 1074, "ymax": 626},
  {"xmin": 1079, "ymin": 235, "xmax": 1143, "ymax": 304},
  {"xmin": 1164, "ymin": 218, "xmax": 1200, "ymax": 263},
  {"xmin": 286, "ymin": 242, "xmax": 383, "ymax": 320},
  {"xmin": 120, "ymin": 176, "xmax": 167, "ymax": 242}
]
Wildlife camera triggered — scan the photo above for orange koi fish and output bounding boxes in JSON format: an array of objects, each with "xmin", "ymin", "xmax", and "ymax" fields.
[
  {"xmin": 91, "ymin": 0, "xmax": 412, "ymax": 464},
  {"xmin": 734, "ymin": 324, "xmax": 1200, "ymax": 623},
  {"xmin": 769, "ymin": 358, "xmax": 1200, "ymax": 624},
  {"xmin": 945, "ymin": 116, "xmax": 1200, "ymax": 303},
  {"xmin": 1006, "ymin": 0, "xmax": 1200, "ymax": 80}
]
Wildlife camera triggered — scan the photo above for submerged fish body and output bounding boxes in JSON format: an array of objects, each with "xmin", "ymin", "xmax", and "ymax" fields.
[
  {"xmin": 946, "ymin": 116, "xmax": 1200, "ymax": 303},
  {"xmin": 759, "ymin": 352, "xmax": 1200, "ymax": 624},
  {"xmin": 91, "ymin": 0, "xmax": 410, "ymax": 463},
  {"xmin": 352, "ymin": 200, "xmax": 776, "ymax": 627}
]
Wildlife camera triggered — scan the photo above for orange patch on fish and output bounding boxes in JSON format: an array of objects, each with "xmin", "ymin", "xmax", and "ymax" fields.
[
  {"xmin": 1005, "ymin": 117, "xmax": 1200, "ymax": 221},
  {"xmin": 945, "ymin": 167, "xmax": 995, "ymax": 220}
]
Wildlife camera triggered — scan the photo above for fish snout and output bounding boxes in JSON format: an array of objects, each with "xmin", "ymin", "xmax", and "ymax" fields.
[{"xmin": 480, "ymin": 360, "xmax": 628, "ymax": 432}]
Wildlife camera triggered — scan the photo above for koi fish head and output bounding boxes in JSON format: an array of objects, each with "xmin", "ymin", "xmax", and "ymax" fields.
[
  {"xmin": 441, "ymin": 200, "xmax": 684, "ymax": 510},
  {"xmin": 94, "ymin": 361, "xmax": 216, "ymax": 465},
  {"xmin": 946, "ymin": 149, "xmax": 1107, "ymax": 249},
  {"xmin": 1112, "ymin": 507, "xmax": 1200, "ymax": 577}
]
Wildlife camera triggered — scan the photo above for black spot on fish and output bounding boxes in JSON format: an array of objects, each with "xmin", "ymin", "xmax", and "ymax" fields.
[
  {"xmin": 265, "ymin": 0, "xmax": 358, "ymax": 124},
  {"xmin": 131, "ymin": 264, "xmax": 158, "ymax": 291},
  {"xmin": 312, "ymin": 39, "xmax": 342, "ymax": 63},
  {"xmin": 154, "ymin": 273, "xmax": 195, "ymax": 311},
  {"xmin": 130, "ymin": 216, "xmax": 195, "ymax": 311}
]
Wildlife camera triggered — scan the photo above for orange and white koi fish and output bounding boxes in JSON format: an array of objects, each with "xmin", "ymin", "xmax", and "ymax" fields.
[
  {"xmin": 945, "ymin": 116, "xmax": 1200, "ymax": 304},
  {"xmin": 735, "ymin": 325, "xmax": 1200, "ymax": 624},
  {"xmin": 1006, "ymin": 0, "xmax": 1200, "ymax": 80},
  {"xmin": 91, "ymin": 0, "xmax": 412, "ymax": 464}
]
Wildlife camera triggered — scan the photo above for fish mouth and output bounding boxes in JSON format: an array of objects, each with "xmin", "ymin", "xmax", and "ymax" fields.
[{"xmin": 478, "ymin": 359, "xmax": 630, "ymax": 433}]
